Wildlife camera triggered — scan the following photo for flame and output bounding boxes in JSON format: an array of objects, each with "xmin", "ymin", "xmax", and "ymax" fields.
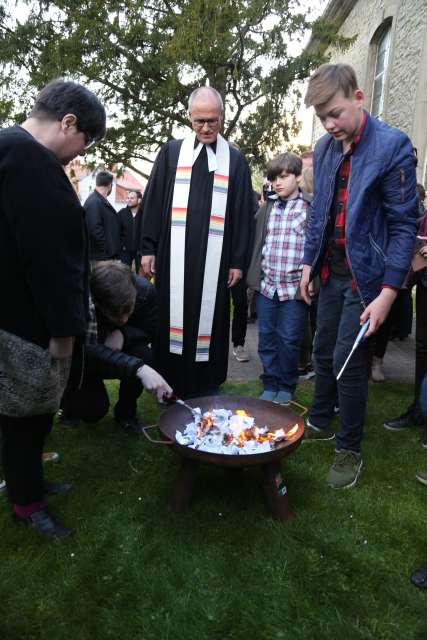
[
  {"xmin": 286, "ymin": 424, "xmax": 299, "ymax": 438},
  {"xmin": 197, "ymin": 409, "xmax": 298, "ymax": 451}
]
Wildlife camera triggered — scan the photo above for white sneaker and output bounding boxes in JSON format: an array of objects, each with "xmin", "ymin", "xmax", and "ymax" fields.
[
  {"xmin": 0, "ymin": 479, "xmax": 6, "ymax": 493},
  {"xmin": 233, "ymin": 345, "xmax": 250, "ymax": 362}
]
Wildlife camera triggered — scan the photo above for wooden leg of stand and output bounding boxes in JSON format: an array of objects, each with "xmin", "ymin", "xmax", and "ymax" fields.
[
  {"xmin": 261, "ymin": 461, "xmax": 292, "ymax": 522},
  {"xmin": 170, "ymin": 457, "xmax": 198, "ymax": 513}
]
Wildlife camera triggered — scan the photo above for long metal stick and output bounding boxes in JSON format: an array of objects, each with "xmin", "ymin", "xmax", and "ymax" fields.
[{"xmin": 336, "ymin": 320, "xmax": 370, "ymax": 381}]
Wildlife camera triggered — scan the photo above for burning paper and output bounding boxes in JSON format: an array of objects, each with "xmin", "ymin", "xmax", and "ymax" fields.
[{"xmin": 175, "ymin": 408, "xmax": 298, "ymax": 455}]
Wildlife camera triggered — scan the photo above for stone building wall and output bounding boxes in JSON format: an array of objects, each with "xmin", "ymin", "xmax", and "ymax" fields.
[{"xmin": 311, "ymin": 0, "xmax": 427, "ymax": 184}]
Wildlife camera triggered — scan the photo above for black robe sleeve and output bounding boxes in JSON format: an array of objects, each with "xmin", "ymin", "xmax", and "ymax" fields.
[{"xmin": 139, "ymin": 143, "xmax": 170, "ymax": 256}]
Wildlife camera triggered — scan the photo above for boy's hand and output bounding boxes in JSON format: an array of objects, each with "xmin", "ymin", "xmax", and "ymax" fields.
[
  {"xmin": 227, "ymin": 268, "xmax": 242, "ymax": 288},
  {"xmin": 141, "ymin": 255, "xmax": 156, "ymax": 278},
  {"xmin": 360, "ymin": 288, "xmax": 397, "ymax": 337},
  {"xmin": 300, "ymin": 265, "xmax": 314, "ymax": 305}
]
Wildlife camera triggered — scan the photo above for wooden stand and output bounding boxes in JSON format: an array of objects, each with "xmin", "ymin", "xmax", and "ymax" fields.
[
  {"xmin": 261, "ymin": 461, "xmax": 292, "ymax": 522},
  {"xmin": 169, "ymin": 457, "xmax": 292, "ymax": 522},
  {"xmin": 169, "ymin": 457, "xmax": 198, "ymax": 513}
]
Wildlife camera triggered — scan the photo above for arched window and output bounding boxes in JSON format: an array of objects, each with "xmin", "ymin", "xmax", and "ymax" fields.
[{"xmin": 371, "ymin": 24, "xmax": 392, "ymax": 119}]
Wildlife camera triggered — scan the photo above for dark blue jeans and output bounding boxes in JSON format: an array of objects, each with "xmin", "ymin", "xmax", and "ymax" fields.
[
  {"xmin": 256, "ymin": 292, "xmax": 308, "ymax": 394},
  {"xmin": 309, "ymin": 276, "xmax": 370, "ymax": 452}
]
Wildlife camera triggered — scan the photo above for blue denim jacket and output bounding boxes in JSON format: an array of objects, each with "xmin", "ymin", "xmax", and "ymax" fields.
[{"xmin": 303, "ymin": 111, "xmax": 418, "ymax": 305}]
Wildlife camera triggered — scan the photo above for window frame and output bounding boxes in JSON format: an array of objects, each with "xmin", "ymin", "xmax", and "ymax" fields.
[{"xmin": 370, "ymin": 21, "xmax": 392, "ymax": 119}]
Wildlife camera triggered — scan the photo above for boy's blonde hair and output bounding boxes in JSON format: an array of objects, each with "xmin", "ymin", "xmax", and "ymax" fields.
[
  {"xmin": 300, "ymin": 167, "xmax": 313, "ymax": 194},
  {"xmin": 305, "ymin": 64, "xmax": 359, "ymax": 108}
]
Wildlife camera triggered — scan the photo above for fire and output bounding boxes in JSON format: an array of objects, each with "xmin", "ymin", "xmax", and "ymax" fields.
[
  {"xmin": 176, "ymin": 407, "xmax": 301, "ymax": 455},
  {"xmin": 286, "ymin": 424, "xmax": 299, "ymax": 438},
  {"xmin": 219, "ymin": 411, "xmax": 297, "ymax": 447}
]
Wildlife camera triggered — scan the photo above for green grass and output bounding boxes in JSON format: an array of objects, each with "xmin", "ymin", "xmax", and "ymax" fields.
[{"xmin": 1, "ymin": 380, "xmax": 426, "ymax": 640}]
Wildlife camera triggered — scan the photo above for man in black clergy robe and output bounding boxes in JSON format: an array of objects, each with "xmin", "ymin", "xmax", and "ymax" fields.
[{"xmin": 140, "ymin": 87, "xmax": 254, "ymax": 398}]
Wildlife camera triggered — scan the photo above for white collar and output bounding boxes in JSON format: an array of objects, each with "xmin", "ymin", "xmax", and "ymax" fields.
[{"xmin": 193, "ymin": 141, "xmax": 217, "ymax": 172}]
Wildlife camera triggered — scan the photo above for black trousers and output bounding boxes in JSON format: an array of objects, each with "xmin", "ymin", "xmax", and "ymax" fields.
[
  {"xmin": 62, "ymin": 342, "xmax": 152, "ymax": 423},
  {"xmin": 415, "ymin": 283, "xmax": 427, "ymax": 406},
  {"xmin": 231, "ymin": 279, "xmax": 248, "ymax": 347},
  {"xmin": 0, "ymin": 413, "xmax": 53, "ymax": 505},
  {"xmin": 374, "ymin": 289, "xmax": 413, "ymax": 358}
]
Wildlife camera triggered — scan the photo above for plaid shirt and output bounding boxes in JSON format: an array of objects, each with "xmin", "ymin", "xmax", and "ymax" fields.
[
  {"xmin": 86, "ymin": 295, "xmax": 98, "ymax": 345},
  {"xmin": 260, "ymin": 194, "xmax": 308, "ymax": 301},
  {"xmin": 321, "ymin": 111, "xmax": 367, "ymax": 290}
]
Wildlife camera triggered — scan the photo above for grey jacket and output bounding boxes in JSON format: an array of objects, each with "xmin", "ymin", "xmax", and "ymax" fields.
[{"xmin": 246, "ymin": 191, "xmax": 312, "ymax": 299}]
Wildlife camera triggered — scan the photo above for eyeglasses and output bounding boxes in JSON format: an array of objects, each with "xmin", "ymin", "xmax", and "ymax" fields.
[
  {"xmin": 82, "ymin": 132, "xmax": 97, "ymax": 150},
  {"xmin": 192, "ymin": 118, "xmax": 220, "ymax": 128}
]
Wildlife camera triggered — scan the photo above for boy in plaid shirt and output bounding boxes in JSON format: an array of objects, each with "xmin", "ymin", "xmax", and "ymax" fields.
[{"xmin": 247, "ymin": 153, "xmax": 310, "ymax": 403}]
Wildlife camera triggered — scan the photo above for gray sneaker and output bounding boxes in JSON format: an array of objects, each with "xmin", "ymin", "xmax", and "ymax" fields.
[
  {"xmin": 303, "ymin": 418, "xmax": 335, "ymax": 441},
  {"xmin": 327, "ymin": 449, "xmax": 363, "ymax": 489},
  {"xmin": 415, "ymin": 470, "xmax": 427, "ymax": 486},
  {"xmin": 0, "ymin": 478, "xmax": 6, "ymax": 493},
  {"xmin": 233, "ymin": 345, "xmax": 250, "ymax": 362}
]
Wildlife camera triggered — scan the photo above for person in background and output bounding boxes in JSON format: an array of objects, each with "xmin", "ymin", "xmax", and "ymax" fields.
[
  {"xmin": 231, "ymin": 279, "xmax": 251, "ymax": 362},
  {"xmin": 416, "ymin": 183, "xmax": 426, "ymax": 219},
  {"xmin": 85, "ymin": 170, "xmax": 122, "ymax": 261},
  {"xmin": 119, "ymin": 189, "xmax": 143, "ymax": 272},
  {"xmin": 247, "ymin": 152, "xmax": 310, "ymax": 404},
  {"xmin": 301, "ymin": 150, "xmax": 313, "ymax": 171},
  {"xmin": 371, "ymin": 289, "xmax": 413, "ymax": 382},
  {"xmin": 410, "ymin": 373, "xmax": 427, "ymax": 589},
  {"xmin": 300, "ymin": 63, "xmax": 418, "ymax": 489},
  {"xmin": 298, "ymin": 165, "xmax": 316, "ymax": 381},
  {"xmin": 0, "ymin": 79, "xmax": 106, "ymax": 540},
  {"xmin": 384, "ymin": 205, "xmax": 427, "ymax": 435}
]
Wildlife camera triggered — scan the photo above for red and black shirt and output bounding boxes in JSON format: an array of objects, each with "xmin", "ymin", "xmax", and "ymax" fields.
[{"xmin": 320, "ymin": 111, "xmax": 367, "ymax": 289}]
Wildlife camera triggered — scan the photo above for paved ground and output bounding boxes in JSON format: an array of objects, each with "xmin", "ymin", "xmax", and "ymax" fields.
[{"xmin": 228, "ymin": 320, "xmax": 415, "ymax": 384}]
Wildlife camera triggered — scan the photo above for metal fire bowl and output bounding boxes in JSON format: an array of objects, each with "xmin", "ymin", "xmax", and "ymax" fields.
[{"xmin": 156, "ymin": 395, "xmax": 305, "ymax": 468}]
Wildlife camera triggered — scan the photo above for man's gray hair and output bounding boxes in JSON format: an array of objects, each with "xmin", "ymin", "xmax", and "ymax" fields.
[{"xmin": 188, "ymin": 87, "xmax": 224, "ymax": 113}]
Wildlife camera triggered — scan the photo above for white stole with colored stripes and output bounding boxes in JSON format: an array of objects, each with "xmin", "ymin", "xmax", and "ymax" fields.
[{"xmin": 169, "ymin": 133, "xmax": 230, "ymax": 361}]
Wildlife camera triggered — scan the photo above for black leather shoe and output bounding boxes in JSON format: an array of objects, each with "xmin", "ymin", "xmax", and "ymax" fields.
[
  {"xmin": 410, "ymin": 565, "xmax": 427, "ymax": 589},
  {"xmin": 57, "ymin": 410, "xmax": 81, "ymax": 428},
  {"xmin": 384, "ymin": 406, "xmax": 424, "ymax": 431},
  {"xmin": 44, "ymin": 481, "xmax": 73, "ymax": 496},
  {"xmin": 115, "ymin": 415, "xmax": 143, "ymax": 435},
  {"xmin": 14, "ymin": 508, "xmax": 73, "ymax": 540}
]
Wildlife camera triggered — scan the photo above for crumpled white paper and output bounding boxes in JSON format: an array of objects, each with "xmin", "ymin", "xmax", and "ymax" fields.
[{"xmin": 174, "ymin": 408, "xmax": 280, "ymax": 455}]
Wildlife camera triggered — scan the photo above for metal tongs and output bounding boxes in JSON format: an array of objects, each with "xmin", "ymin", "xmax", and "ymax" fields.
[
  {"xmin": 163, "ymin": 393, "xmax": 199, "ymax": 421},
  {"xmin": 336, "ymin": 320, "xmax": 370, "ymax": 381}
]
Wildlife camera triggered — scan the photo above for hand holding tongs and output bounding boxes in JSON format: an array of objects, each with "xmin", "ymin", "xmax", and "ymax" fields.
[
  {"xmin": 163, "ymin": 393, "xmax": 199, "ymax": 421},
  {"xmin": 336, "ymin": 320, "xmax": 370, "ymax": 381}
]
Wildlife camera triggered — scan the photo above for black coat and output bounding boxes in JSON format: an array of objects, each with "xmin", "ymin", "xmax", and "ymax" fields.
[
  {"xmin": 85, "ymin": 190, "xmax": 122, "ymax": 260},
  {"xmin": 0, "ymin": 126, "xmax": 89, "ymax": 348},
  {"xmin": 118, "ymin": 205, "xmax": 142, "ymax": 260}
]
